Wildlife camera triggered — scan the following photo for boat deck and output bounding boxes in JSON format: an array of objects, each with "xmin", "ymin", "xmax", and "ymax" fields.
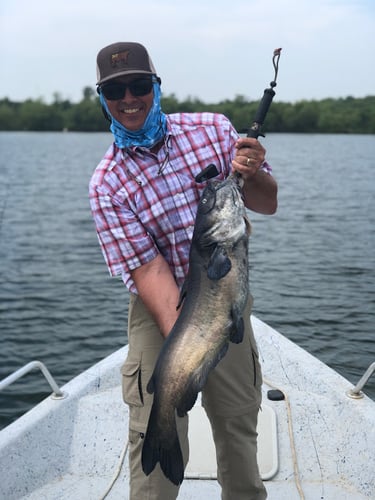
[{"xmin": 0, "ymin": 317, "xmax": 374, "ymax": 499}]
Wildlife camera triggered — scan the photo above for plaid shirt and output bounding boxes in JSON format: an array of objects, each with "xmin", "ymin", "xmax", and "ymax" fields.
[{"xmin": 89, "ymin": 112, "xmax": 269, "ymax": 293}]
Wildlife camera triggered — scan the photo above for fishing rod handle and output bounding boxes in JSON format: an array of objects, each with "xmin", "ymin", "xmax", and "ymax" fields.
[{"xmin": 247, "ymin": 87, "xmax": 276, "ymax": 138}]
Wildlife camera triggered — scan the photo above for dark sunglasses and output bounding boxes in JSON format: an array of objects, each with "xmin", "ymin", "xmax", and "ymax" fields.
[{"xmin": 99, "ymin": 78, "xmax": 154, "ymax": 100}]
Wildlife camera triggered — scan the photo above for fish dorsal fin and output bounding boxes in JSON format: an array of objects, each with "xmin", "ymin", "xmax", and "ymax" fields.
[{"xmin": 207, "ymin": 245, "xmax": 231, "ymax": 280}]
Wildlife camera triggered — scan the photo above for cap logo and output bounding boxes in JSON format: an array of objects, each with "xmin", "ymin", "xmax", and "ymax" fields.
[{"xmin": 111, "ymin": 50, "xmax": 130, "ymax": 68}]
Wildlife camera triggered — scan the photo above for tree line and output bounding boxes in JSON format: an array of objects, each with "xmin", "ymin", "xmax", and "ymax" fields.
[{"xmin": 0, "ymin": 87, "xmax": 374, "ymax": 134}]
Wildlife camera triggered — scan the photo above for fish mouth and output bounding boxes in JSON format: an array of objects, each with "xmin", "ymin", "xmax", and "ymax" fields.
[
  {"xmin": 215, "ymin": 176, "xmax": 241, "ymax": 191},
  {"xmin": 197, "ymin": 177, "xmax": 244, "ymax": 221},
  {"xmin": 215, "ymin": 178, "xmax": 242, "ymax": 204}
]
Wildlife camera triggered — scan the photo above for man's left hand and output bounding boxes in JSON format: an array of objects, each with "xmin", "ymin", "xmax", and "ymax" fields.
[{"xmin": 232, "ymin": 137, "xmax": 266, "ymax": 181}]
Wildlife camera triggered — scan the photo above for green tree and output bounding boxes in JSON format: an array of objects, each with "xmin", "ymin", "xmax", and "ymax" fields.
[
  {"xmin": 0, "ymin": 91, "xmax": 374, "ymax": 133},
  {"xmin": 18, "ymin": 99, "xmax": 64, "ymax": 131},
  {"xmin": 65, "ymin": 98, "xmax": 107, "ymax": 131},
  {"xmin": 161, "ymin": 93, "xmax": 180, "ymax": 114},
  {"xmin": 82, "ymin": 86, "xmax": 96, "ymax": 101},
  {"xmin": 0, "ymin": 99, "xmax": 20, "ymax": 130}
]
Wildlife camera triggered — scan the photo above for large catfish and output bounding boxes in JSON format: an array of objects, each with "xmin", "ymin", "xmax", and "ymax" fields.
[{"xmin": 141, "ymin": 175, "xmax": 251, "ymax": 485}]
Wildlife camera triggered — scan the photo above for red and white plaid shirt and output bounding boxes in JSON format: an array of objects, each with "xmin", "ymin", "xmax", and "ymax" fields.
[{"xmin": 89, "ymin": 112, "xmax": 271, "ymax": 293}]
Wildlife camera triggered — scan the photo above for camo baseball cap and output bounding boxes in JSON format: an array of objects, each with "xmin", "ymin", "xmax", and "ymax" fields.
[{"xmin": 96, "ymin": 42, "xmax": 158, "ymax": 85}]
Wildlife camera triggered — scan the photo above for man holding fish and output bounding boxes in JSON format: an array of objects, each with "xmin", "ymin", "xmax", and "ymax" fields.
[{"xmin": 89, "ymin": 41, "xmax": 277, "ymax": 499}]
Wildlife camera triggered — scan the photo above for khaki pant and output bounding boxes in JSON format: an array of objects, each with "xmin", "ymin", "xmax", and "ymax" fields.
[{"xmin": 121, "ymin": 293, "xmax": 267, "ymax": 500}]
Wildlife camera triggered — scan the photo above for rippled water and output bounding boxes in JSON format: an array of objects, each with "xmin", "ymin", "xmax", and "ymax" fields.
[{"xmin": 0, "ymin": 131, "xmax": 374, "ymax": 430}]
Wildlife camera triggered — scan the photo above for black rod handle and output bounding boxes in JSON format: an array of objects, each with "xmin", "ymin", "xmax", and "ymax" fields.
[
  {"xmin": 247, "ymin": 87, "xmax": 276, "ymax": 138},
  {"xmin": 246, "ymin": 48, "xmax": 281, "ymax": 139}
]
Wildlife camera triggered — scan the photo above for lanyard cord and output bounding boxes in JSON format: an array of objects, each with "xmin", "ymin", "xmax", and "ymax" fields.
[
  {"xmin": 271, "ymin": 48, "xmax": 282, "ymax": 89},
  {"xmin": 247, "ymin": 48, "xmax": 282, "ymax": 139}
]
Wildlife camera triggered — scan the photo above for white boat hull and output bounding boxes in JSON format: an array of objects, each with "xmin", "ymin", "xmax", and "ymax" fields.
[{"xmin": 0, "ymin": 316, "xmax": 374, "ymax": 499}]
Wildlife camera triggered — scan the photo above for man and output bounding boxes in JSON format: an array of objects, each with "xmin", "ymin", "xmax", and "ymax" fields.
[{"xmin": 89, "ymin": 41, "xmax": 277, "ymax": 500}]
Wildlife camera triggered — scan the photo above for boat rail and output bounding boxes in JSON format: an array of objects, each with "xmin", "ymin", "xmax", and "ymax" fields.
[
  {"xmin": 1, "ymin": 359, "xmax": 373, "ymax": 404},
  {"xmin": 0, "ymin": 360, "xmax": 67, "ymax": 399},
  {"xmin": 346, "ymin": 362, "xmax": 375, "ymax": 399}
]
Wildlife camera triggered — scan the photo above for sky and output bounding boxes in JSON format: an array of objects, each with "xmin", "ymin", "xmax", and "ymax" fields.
[{"xmin": 1, "ymin": 0, "xmax": 374, "ymax": 104}]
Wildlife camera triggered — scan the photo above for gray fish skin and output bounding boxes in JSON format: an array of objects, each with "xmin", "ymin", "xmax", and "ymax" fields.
[{"xmin": 141, "ymin": 176, "xmax": 251, "ymax": 486}]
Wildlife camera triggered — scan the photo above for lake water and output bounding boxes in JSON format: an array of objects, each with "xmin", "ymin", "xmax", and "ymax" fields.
[{"xmin": 0, "ymin": 131, "xmax": 374, "ymax": 430}]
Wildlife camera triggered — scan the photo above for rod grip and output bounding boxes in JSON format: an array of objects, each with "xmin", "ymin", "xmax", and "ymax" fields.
[{"xmin": 247, "ymin": 87, "xmax": 276, "ymax": 138}]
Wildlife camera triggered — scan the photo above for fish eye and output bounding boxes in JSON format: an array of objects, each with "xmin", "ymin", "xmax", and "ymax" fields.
[{"xmin": 198, "ymin": 187, "xmax": 216, "ymax": 214}]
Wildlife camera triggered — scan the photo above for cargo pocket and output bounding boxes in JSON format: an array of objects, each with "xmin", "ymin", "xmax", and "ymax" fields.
[
  {"xmin": 251, "ymin": 348, "xmax": 262, "ymax": 389},
  {"xmin": 121, "ymin": 351, "xmax": 143, "ymax": 407},
  {"xmin": 121, "ymin": 348, "xmax": 158, "ymax": 433}
]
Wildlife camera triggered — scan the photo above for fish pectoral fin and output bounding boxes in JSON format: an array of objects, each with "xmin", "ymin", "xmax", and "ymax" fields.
[
  {"xmin": 229, "ymin": 314, "xmax": 244, "ymax": 344},
  {"xmin": 207, "ymin": 245, "xmax": 232, "ymax": 280}
]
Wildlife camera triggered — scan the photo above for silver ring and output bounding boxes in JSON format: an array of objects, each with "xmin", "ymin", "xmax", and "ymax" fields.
[{"xmin": 246, "ymin": 157, "xmax": 252, "ymax": 166}]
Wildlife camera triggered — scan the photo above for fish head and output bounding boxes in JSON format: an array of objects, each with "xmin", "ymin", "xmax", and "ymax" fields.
[{"xmin": 194, "ymin": 177, "xmax": 251, "ymax": 247}]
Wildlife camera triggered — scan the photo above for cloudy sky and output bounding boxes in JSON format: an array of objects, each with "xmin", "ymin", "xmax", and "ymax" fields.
[{"xmin": 1, "ymin": 0, "xmax": 374, "ymax": 104}]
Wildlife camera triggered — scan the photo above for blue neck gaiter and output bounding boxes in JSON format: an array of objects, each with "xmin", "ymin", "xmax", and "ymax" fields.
[{"xmin": 99, "ymin": 79, "xmax": 167, "ymax": 150}]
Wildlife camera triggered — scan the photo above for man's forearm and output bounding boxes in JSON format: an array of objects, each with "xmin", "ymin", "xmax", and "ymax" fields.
[
  {"xmin": 242, "ymin": 169, "xmax": 278, "ymax": 214},
  {"xmin": 130, "ymin": 254, "xmax": 181, "ymax": 338}
]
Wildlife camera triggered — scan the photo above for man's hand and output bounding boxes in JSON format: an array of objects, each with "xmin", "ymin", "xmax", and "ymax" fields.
[{"xmin": 232, "ymin": 137, "xmax": 266, "ymax": 181}]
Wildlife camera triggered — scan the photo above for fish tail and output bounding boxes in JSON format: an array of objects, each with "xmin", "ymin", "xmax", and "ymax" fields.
[{"xmin": 141, "ymin": 405, "xmax": 184, "ymax": 486}]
